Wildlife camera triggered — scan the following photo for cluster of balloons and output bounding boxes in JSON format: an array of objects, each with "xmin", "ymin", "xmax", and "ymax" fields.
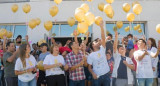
[
  {"xmin": 98, "ymin": 0, "xmax": 114, "ymax": 19},
  {"xmin": 11, "ymin": 3, "xmax": 31, "ymax": 14},
  {"xmin": 124, "ymin": 1, "xmax": 142, "ymax": 22},
  {"xmin": 28, "ymin": 18, "xmax": 41, "ymax": 29},
  {"xmin": 124, "ymin": 24, "xmax": 142, "ymax": 33},
  {"xmin": 74, "ymin": 3, "xmax": 95, "ymax": 34},
  {"xmin": 0, "ymin": 29, "xmax": 13, "ymax": 39}
]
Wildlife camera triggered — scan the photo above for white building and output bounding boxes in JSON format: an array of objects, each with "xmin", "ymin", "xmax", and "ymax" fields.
[{"xmin": 0, "ymin": 0, "xmax": 160, "ymax": 45}]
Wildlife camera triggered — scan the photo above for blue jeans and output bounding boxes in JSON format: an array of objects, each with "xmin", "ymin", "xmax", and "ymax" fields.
[
  {"xmin": 18, "ymin": 77, "xmax": 36, "ymax": 86},
  {"xmin": 0, "ymin": 69, "xmax": 2, "ymax": 86},
  {"xmin": 69, "ymin": 79, "xmax": 85, "ymax": 86},
  {"xmin": 92, "ymin": 73, "xmax": 110, "ymax": 86},
  {"xmin": 137, "ymin": 78, "xmax": 153, "ymax": 86}
]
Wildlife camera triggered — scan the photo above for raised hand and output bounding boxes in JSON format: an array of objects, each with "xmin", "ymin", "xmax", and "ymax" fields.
[
  {"xmin": 99, "ymin": 20, "xmax": 104, "ymax": 29},
  {"xmin": 25, "ymin": 35, "xmax": 29, "ymax": 41}
]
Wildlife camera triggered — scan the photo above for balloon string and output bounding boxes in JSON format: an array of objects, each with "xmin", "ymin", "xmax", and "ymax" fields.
[
  {"xmin": 26, "ymin": 14, "xmax": 28, "ymax": 35},
  {"xmin": 129, "ymin": 22, "xmax": 132, "ymax": 34}
]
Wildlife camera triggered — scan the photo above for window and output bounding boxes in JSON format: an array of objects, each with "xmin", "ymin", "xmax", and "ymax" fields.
[
  {"xmin": 106, "ymin": 22, "xmax": 145, "ymax": 38},
  {"xmin": 0, "ymin": 25, "xmax": 27, "ymax": 39},
  {"xmin": 14, "ymin": 25, "xmax": 27, "ymax": 38},
  {"xmin": 51, "ymin": 23, "xmax": 92, "ymax": 37}
]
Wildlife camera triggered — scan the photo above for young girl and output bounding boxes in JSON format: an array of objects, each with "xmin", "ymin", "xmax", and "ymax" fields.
[
  {"xmin": 15, "ymin": 44, "xmax": 37, "ymax": 86},
  {"xmin": 43, "ymin": 44, "xmax": 66, "ymax": 86},
  {"xmin": 147, "ymin": 38, "xmax": 159, "ymax": 86}
]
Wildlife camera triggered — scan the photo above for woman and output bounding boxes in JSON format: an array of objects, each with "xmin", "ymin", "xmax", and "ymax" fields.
[
  {"xmin": 15, "ymin": 44, "xmax": 37, "ymax": 86},
  {"xmin": 43, "ymin": 44, "xmax": 66, "ymax": 86},
  {"xmin": 147, "ymin": 38, "xmax": 159, "ymax": 86}
]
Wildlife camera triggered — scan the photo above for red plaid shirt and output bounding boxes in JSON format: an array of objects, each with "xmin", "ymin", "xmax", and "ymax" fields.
[{"xmin": 65, "ymin": 51, "xmax": 86, "ymax": 81}]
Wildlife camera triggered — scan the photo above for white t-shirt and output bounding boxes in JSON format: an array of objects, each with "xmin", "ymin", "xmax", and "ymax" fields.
[
  {"xmin": 43, "ymin": 54, "xmax": 65, "ymax": 76},
  {"xmin": 134, "ymin": 50, "xmax": 154, "ymax": 78},
  {"xmin": 87, "ymin": 46, "xmax": 110, "ymax": 76},
  {"xmin": 149, "ymin": 47, "xmax": 159, "ymax": 78},
  {"xmin": 15, "ymin": 55, "xmax": 37, "ymax": 82}
]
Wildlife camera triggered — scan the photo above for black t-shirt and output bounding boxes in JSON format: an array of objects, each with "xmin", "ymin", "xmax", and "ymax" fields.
[{"xmin": 117, "ymin": 56, "xmax": 127, "ymax": 79}]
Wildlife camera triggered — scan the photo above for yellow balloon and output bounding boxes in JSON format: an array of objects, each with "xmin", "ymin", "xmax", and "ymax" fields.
[
  {"xmin": 77, "ymin": 22, "xmax": 88, "ymax": 34},
  {"xmin": 104, "ymin": 4, "xmax": 113, "ymax": 15},
  {"xmin": 49, "ymin": 5, "xmax": 59, "ymax": 17},
  {"xmin": 80, "ymin": 3, "xmax": 89, "ymax": 13},
  {"xmin": 123, "ymin": 3, "xmax": 131, "ymax": 13},
  {"xmin": 98, "ymin": 2, "xmax": 105, "ymax": 12},
  {"xmin": 54, "ymin": 0, "xmax": 62, "ymax": 4},
  {"xmin": 44, "ymin": 21, "xmax": 53, "ymax": 31},
  {"xmin": 0, "ymin": 29, "xmax": 7, "ymax": 38},
  {"xmin": 84, "ymin": 12, "xmax": 95, "ymax": 26},
  {"xmin": 11, "ymin": 4, "xmax": 18, "ymax": 13},
  {"xmin": 127, "ymin": 13, "xmax": 135, "ymax": 22},
  {"xmin": 35, "ymin": 18, "xmax": 41, "ymax": 26},
  {"xmin": 137, "ymin": 24, "xmax": 141, "ymax": 29},
  {"xmin": 37, "ymin": 61, "xmax": 44, "ymax": 71},
  {"xmin": 125, "ymin": 26, "xmax": 130, "ymax": 32},
  {"xmin": 132, "ymin": 1, "xmax": 140, "ymax": 7},
  {"xmin": 68, "ymin": 17, "xmax": 75, "ymax": 27},
  {"xmin": 22, "ymin": 4, "xmax": 31, "ymax": 14},
  {"xmin": 75, "ymin": 9, "xmax": 85, "ymax": 22},
  {"xmin": 95, "ymin": 16, "xmax": 103, "ymax": 26},
  {"xmin": 106, "ymin": 10, "xmax": 114, "ymax": 19},
  {"xmin": 134, "ymin": 26, "xmax": 139, "ymax": 30},
  {"xmin": 116, "ymin": 21, "xmax": 123, "ymax": 29},
  {"xmin": 29, "ymin": 19, "xmax": 37, "ymax": 29},
  {"xmin": 138, "ymin": 29, "xmax": 142, "ymax": 33},
  {"xmin": 106, "ymin": 0, "xmax": 114, "ymax": 4},
  {"xmin": 87, "ymin": 0, "xmax": 93, "ymax": 2},
  {"xmin": 38, "ymin": 39, "xmax": 46, "ymax": 46},
  {"xmin": 133, "ymin": 4, "xmax": 142, "ymax": 15},
  {"xmin": 7, "ymin": 31, "xmax": 13, "ymax": 38},
  {"xmin": 156, "ymin": 24, "xmax": 160, "ymax": 34}
]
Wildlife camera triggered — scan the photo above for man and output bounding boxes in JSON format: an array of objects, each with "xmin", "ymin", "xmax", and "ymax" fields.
[
  {"xmin": 31, "ymin": 43, "xmax": 40, "ymax": 60},
  {"xmin": 134, "ymin": 39, "xmax": 159, "ymax": 86},
  {"xmin": 65, "ymin": 38, "xmax": 86, "ymax": 86},
  {"xmin": 112, "ymin": 31, "xmax": 134, "ymax": 86},
  {"xmin": 105, "ymin": 33, "xmax": 114, "ymax": 55},
  {"xmin": 15, "ymin": 35, "xmax": 22, "ymax": 50},
  {"xmin": 15, "ymin": 35, "xmax": 29, "ymax": 50},
  {"xmin": 3, "ymin": 42, "xmax": 19, "ymax": 86},
  {"xmin": 37, "ymin": 43, "xmax": 50, "ymax": 86},
  {"xmin": 87, "ymin": 21, "xmax": 110, "ymax": 86}
]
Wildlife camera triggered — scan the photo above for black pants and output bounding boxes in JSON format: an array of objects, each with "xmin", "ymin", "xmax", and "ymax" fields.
[
  {"xmin": 46, "ymin": 74, "xmax": 65, "ymax": 86},
  {"xmin": 37, "ymin": 70, "xmax": 46, "ymax": 86},
  {"xmin": 5, "ymin": 77, "xmax": 18, "ymax": 86}
]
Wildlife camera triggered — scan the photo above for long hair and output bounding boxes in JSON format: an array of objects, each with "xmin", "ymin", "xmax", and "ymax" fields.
[
  {"xmin": 149, "ymin": 38, "xmax": 157, "ymax": 48},
  {"xmin": 19, "ymin": 44, "xmax": 29, "ymax": 68}
]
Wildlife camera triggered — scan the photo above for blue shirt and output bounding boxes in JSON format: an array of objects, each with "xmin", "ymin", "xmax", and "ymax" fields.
[
  {"xmin": 38, "ymin": 52, "xmax": 50, "ymax": 61},
  {"xmin": 117, "ymin": 56, "xmax": 127, "ymax": 79},
  {"xmin": 127, "ymin": 40, "xmax": 134, "ymax": 50}
]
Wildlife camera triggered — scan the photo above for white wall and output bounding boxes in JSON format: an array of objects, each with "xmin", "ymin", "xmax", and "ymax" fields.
[{"xmin": 0, "ymin": 0, "xmax": 160, "ymax": 43}]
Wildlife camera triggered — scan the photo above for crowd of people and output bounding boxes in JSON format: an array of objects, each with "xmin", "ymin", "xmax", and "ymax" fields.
[{"xmin": 0, "ymin": 21, "xmax": 160, "ymax": 86}]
